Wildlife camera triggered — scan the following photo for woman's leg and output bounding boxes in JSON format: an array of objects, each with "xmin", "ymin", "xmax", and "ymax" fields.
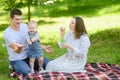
[{"xmin": 10, "ymin": 59, "xmax": 31, "ymax": 75}]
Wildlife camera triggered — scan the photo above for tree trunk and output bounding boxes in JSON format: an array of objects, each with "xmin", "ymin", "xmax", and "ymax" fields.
[
  {"xmin": 28, "ymin": 0, "xmax": 30, "ymax": 21},
  {"xmin": 20, "ymin": 0, "xmax": 22, "ymax": 3}
]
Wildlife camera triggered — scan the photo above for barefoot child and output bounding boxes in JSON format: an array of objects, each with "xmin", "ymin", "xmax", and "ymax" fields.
[{"xmin": 27, "ymin": 20, "xmax": 43, "ymax": 73}]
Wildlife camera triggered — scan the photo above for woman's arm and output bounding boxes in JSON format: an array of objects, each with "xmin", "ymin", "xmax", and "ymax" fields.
[
  {"xmin": 62, "ymin": 43, "xmax": 74, "ymax": 51},
  {"xmin": 73, "ymin": 35, "xmax": 90, "ymax": 56},
  {"xmin": 62, "ymin": 35, "xmax": 90, "ymax": 56}
]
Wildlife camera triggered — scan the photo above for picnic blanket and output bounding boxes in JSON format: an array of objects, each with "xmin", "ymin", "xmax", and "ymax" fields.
[{"xmin": 9, "ymin": 63, "xmax": 120, "ymax": 80}]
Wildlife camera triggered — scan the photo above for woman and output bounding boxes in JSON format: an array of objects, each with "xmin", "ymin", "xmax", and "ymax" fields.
[{"xmin": 45, "ymin": 17, "xmax": 91, "ymax": 72}]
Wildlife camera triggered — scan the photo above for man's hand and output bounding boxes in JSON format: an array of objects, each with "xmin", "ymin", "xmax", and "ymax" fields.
[
  {"xmin": 42, "ymin": 45, "xmax": 53, "ymax": 53},
  {"xmin": 13, "ymin": 44, "xmax": 24, "ymax": 53}
]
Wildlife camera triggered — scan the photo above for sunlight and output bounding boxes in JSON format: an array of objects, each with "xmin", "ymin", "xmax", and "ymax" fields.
[
  {"xmin": 36, "ymin": 14, "xmax": 120, "ymax": 35},
  {"xmin": 98, "ymin": 4, "xmax": 120, "ymax": 15},
  {"xmin": 84, "ymin": 14, "xmax": 120, "ymax": 34},
  {"xmin": 44, "ymin": 0, "xmax": 55, "ymax": 5},
  {"xmin": 0, "ymin": 32, "xmax": 3, "ymax": 38}
]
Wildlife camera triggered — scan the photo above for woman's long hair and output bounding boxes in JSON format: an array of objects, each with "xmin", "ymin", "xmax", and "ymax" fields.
[{"xmin": 74, "ymin": 17, "xmax": 87, "ymax": 39}]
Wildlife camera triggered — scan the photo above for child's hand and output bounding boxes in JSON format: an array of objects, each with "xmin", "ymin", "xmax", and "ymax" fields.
[
  {"xmin": 27, "ymin": 39, "xmax": 32, "ymax": 45},
  {"xmin": 31, "ymin": 37, "xmax": 36, "ymax": 42},
  {"xmin": 28, "ymin": 41, "xmax": 32, "ymax": 45}
]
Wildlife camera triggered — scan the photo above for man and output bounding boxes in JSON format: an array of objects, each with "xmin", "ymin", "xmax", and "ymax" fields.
[{"xmin": 4, "ymin": 8, "xmax": 52, "ymax": 78}]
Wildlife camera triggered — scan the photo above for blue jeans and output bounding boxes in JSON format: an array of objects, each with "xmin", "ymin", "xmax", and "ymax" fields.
[{"xmin": 10, "ymin": 57, "xmax": 50, "ymax": 74}]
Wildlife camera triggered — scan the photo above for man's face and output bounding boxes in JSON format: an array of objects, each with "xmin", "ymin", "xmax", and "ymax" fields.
[{"xmin": 10, "ymin": 15, "xmax": 22, "ymax": 27}]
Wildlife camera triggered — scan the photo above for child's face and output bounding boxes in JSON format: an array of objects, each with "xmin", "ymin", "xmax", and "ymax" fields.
[{"xmin": 28, "ymin": 25, "xmax": 37, "ymax": 34}]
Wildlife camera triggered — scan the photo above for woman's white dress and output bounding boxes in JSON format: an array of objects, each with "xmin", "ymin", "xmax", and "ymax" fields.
[{"xmin": 45, "ymin": 30, "xmax": 90, "ymax": 72}]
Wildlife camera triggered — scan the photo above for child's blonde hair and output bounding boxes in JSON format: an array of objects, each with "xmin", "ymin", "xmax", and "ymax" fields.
[{"xmin": 28, "ymin": 20, "xmax": 38, "ymax": 28}]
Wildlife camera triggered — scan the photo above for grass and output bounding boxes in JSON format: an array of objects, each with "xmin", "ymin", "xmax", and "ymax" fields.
[
  {"xmin": 0, "ymin": 0, "xmax": 120, "ymax": 79},
  {"xmin": 88, "ymin": 28, "xmax": 120, "ymax": 64}
]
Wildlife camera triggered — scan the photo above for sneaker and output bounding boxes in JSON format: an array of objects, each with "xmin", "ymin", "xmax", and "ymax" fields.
[{"xmin": 8, "ymin": 65, "xmax": 13, "ymax": 70}]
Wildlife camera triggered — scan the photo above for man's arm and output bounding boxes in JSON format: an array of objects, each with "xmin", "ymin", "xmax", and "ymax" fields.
[{"xmin": 41, "ymin": 45, "xmax": 53, "ymax": 53}]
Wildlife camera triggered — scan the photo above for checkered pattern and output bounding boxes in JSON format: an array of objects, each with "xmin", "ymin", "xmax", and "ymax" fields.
[{"xmin": 9, "ymin": 63, "xmax": 120, "ymax": 80}]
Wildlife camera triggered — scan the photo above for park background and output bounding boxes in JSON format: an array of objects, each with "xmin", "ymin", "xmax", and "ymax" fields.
[{"xmin": 0, "ymin": 0, "xmax": 120, "ymax": 79}]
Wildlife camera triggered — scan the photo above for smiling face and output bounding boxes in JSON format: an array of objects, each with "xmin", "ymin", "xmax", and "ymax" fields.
[
  {"xmin": 28, "ymin": 20, "xmax": 38, "ymax": 34},
  {"xmin": 10, "ymin": 15, "xmax": 22, "ymax": 28},
  {"xmin": 69, "ymin": 18, "xmax": 76, "ymax": 31},
  {"xmin": 28, "ymin": 24, "xmax": 37, "ymax": 34},
  {"xmin": 10, "ymin": 9, "xmax": 22, "ymax": 28}
]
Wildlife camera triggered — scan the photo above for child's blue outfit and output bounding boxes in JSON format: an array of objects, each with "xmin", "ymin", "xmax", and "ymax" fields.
[{"xmin": 27, "ymin": 32, "xmax": 43, "ymax": 58}]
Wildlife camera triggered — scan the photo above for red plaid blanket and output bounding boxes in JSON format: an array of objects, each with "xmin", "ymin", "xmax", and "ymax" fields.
[{"xmin": 9, "ymin": 63, "xmax": 120, "ymax": 80}]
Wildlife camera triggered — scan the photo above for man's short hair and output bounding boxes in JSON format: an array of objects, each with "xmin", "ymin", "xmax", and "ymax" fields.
[{"xmin": 10, "ymin": 8, "xmax": 22, "ymax": 18}]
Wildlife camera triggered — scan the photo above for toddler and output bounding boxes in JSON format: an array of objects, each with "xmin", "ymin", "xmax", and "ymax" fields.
[{"xmin": 26, "ymin": 20, "xmax": 43, "ymax": 73}]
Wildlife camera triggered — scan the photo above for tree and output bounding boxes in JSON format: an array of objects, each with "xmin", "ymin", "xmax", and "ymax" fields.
[
  {"xmin": 28, "ymin": 0, "xmax": 31, "ymax": 21},
  {"xmin": 0, "ymin": 0, "xmax": 57, "ymax": 21},
  {"xmin": 0, "ymin": 0, "xmax": 41, "ymax": 21}
]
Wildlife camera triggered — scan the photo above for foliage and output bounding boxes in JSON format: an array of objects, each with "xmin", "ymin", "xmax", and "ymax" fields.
[
  {"xmin": 0, "ymin": 0, "xmax": 15, "ymax": 10},
  {"xmin": 0, "ymin": 0, "xmax": 57, "ymax": 10}
]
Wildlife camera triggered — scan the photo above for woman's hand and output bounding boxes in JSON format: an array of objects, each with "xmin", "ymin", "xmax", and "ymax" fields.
[
  {"xmin": 60, "ymin": 26, "xmax": 65, "ymax": 37},
  {"xmin": 62, "ymin": 43, "xmax": 70, "ymax": 48},
  {"xmin": 62, "ymin": 43, "xmax": 74, "ymax": 51}
]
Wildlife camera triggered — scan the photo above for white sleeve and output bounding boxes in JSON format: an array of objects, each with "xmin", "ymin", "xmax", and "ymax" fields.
[
  {"xmin": 73, "ymin": 35, "xmax": 90, "ymax": 56},
  {"xmin": 4, "ymin": 31, "xmax": 16, "ymax": 46}
]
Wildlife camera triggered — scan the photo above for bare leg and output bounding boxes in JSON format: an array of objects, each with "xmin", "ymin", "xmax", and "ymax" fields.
[
  {"xmin": 38, "ymin": 57, "xmax": 43, "ymax": 71},
  {"xmin": 29, "ymin": 58, "xmax": 35, "ymax": 73}
]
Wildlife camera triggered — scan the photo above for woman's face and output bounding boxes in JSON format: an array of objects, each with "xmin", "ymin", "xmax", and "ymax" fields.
[{"xmin": 69, "ymin": 18, "xmax": 76, "ymax": 31}]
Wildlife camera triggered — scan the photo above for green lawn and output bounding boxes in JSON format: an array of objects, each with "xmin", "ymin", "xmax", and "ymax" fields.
[{"xmin": 0, "ymin": 0, "xmax": 120, "ymax": 79}]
